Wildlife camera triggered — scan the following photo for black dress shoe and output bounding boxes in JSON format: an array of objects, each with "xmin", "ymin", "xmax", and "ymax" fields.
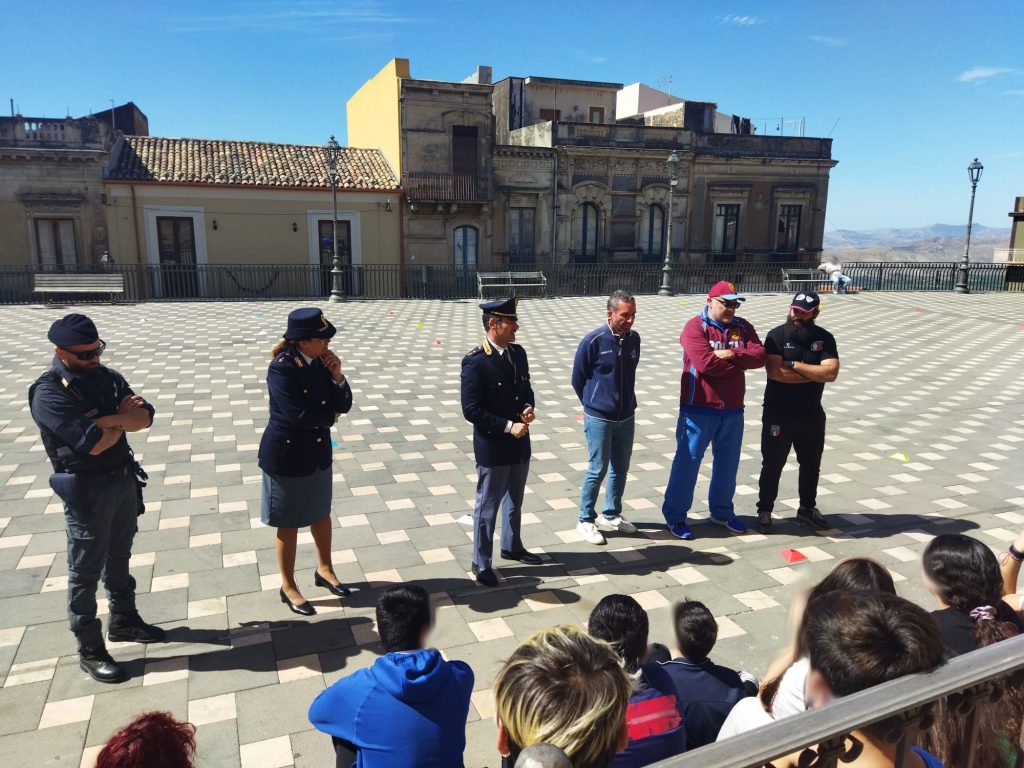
[
  {"xmin": 80, "ymin": 647, "xmax": 128, "ymax": 684},
  {"xmin": 315, "ymin": 571, "xmax": 352, "ymax": 597},
  {"xmin": 280, "ymin": 588, "xmax": 316, "ymax": 616},
  {"xmin": 107, "ymin": 610, "xmax": 166, "ymax": 644},
  {"xmin": 471, "ymin": 565, "xmax": 499, "ymax": 588},
  {"xmin": 500, "ymin": 549, "xmax": 542, "ymax": 565}
]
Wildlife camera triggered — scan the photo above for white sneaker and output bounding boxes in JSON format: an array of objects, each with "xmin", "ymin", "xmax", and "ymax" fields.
[
  {"xmin": 596, "ymin": 516, "xmax": 638, "ymax": 534},
  {"xmin": 577, "ymin": 521, "xmax": 606, "ymax": 545}
]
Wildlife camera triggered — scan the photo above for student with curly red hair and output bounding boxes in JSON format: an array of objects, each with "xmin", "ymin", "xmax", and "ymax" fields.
[{"xmin": 95, "ymin": 711, "xmax": 196, "ymax": 768}]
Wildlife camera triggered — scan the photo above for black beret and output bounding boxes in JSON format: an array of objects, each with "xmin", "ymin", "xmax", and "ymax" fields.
[{"xmin": 48, "ymin": 314, "xmax": 99, "ymax": 346}]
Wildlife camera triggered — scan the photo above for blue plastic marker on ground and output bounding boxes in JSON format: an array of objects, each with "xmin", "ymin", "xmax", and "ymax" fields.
[{"xmin": 331, "ymin": 440, "xmax": 339, "ymax": 448}]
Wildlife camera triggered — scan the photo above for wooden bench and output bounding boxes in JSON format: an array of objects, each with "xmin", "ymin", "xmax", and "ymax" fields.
[
  {"xmin": 477, "ymin": 271, "xmax": 547, "ymax": 298},
  {"xmin": 781, "ymin": 268, "xmax": 828, "ymax": 293},
  {"xmin": 33, "ymin": 273, "xmax": 125, "ymax": 304}
]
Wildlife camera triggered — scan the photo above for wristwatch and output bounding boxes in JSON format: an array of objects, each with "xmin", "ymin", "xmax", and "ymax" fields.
[{"xmin": 784, "ymin": 360, "xmax": 796, "ymax": 369}]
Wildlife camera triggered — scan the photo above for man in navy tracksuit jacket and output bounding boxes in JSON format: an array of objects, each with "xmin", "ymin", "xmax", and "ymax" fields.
[{"xmin": 572, "ymin": 291, "xmax": 642, "ymax": 545}]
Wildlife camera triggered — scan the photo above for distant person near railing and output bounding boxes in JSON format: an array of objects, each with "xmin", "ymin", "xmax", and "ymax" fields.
[{"xmin": 817, "ymin": 257, "xmax": 853, "ymax": 294}]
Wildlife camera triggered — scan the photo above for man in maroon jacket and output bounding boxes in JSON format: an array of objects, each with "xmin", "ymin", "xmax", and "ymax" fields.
[{"xmin": 661, "ymin": 282, "xmax": 765, "ymax": 540}]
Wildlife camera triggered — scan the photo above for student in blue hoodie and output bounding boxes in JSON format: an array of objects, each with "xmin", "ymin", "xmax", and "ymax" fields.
[
  {"xmin": 308, "ymin": 584, "xmax": 474, "ymax": 768},
  {"xmin": 572, "ymin": 290, "xmax": 642, "ymax": 546}
]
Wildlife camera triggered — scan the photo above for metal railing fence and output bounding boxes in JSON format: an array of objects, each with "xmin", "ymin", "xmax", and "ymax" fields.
[
  {"xmin": 651, "ymin": 634, "xmax": 1024, "ymax": 768},
  {"xmin": 0, "ymin": 261, "xmax": 1018, "ymax": 303}
]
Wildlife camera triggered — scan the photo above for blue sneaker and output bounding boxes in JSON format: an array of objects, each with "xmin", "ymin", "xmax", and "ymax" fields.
[
  {"xmin": 669, "ymin": 522, "xmax": 694, "ymax": 540},
  {"xmin": 709, "ymin": 516, "xmax": 748, "ymax": 534}
]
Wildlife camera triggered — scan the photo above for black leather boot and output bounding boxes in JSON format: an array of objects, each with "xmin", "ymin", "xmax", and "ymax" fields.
[
  {"xmin": 107, "ymin": 610, "xmax": 166, "ymax": 643},
  {"xmin": 79, "ymin": 647, "xmax": 128, "ymax": 683}
]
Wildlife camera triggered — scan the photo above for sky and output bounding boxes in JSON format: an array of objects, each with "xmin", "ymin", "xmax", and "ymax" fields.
[{"xmin": 3, "ymin": 0, "xmax": 1022, "ymax": 231}]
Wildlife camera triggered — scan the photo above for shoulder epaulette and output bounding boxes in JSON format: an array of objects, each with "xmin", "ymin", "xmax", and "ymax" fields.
[{"xmin": 465, "ymin": 346, "xmax": 484, "ymax": 358}]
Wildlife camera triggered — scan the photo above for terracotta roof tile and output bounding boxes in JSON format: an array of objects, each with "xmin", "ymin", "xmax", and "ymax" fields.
[{"xmin": 106, "ymin": 136, "xmax": 398, "ymax": 190}]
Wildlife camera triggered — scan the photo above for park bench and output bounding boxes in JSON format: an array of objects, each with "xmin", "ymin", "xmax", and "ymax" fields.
[
  {"xmin": 33, "ymin": 273, "xmax": 125, "ymax": 304},
  {"xmin": 477, "ymin": 271, "xmax": 547, "ymax": 298},
  {"xmin": 781, "ymin": 267, "xmax": 829, "ymax": 293}
]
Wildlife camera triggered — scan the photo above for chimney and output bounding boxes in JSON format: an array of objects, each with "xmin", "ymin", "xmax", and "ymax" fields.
[{"xmin": 462, "ymin": 66, "xmax": 493, "ymax": 85}]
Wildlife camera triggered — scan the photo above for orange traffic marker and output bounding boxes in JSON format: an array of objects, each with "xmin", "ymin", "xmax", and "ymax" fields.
[{"xmin": 781, "ymin": 549, "xmax": 807, "ymax": 564}]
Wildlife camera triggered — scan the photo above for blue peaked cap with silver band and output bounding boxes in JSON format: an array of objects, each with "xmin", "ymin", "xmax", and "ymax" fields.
[
  {"xmin": 480, "ymin": 297, "xmax": 518, "ymax": 321},
  {"xmin": 283, "ymin": 307, "xmax": 337, "ymax": 340}
]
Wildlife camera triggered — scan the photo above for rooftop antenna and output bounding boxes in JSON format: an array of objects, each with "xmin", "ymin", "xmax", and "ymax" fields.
[
  {"xmin": 658, "ymin": 75, "xmax": 673, "ymax": 103},
  {"xmin": 825, "ymin": 117, "xmax": 841, "ymax": 138},
  {"xmin": 9, "ymin": 98, "xmax": 13, "ymax": 118}
]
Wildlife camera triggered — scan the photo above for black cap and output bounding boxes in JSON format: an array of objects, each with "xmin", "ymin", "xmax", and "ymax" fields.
[
  {"xmin": 480, "ymin": 297, "xmax": 518, "ymax": 321},
  {"xmin": 48, "ymin": 314, "xmax": 99, "ymax": 346},
  {"xmin": 283, "ymin": 308, "xmax": 337, "ymax": 340},
  {"xmin": 790, "ymin": 292, "xmax": 821, "ymax": 313}
]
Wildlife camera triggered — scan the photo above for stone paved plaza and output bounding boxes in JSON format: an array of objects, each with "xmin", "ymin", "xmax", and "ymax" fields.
[{"xmin": 1, "ymin": 291, "xmax": 1023, "ymax": 768}]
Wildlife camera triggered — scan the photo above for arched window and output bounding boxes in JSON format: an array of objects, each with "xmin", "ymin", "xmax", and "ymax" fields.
[
  {"xmin": 453, "ymin": 225, "xmax": 478, "ymax": 268},
  {"xmin": 579, "ymin": 203, "xmax": 599, "ymax": 262},
  {"xmin": 647, "ymin": 204, "xmax": 665, "ymax": 260}
]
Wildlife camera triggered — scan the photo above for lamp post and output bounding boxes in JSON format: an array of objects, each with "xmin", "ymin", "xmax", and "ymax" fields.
[
  {"xmin": 954, "ymin": 158, "xmax": 984, "ymax": 294},
  {"xmin": 658, "ymin": 151, "xmax": 681, "ymax": 296},
  {"xmin": 325, "ymin": 135, "xmax": 345, "ymax": 302}
]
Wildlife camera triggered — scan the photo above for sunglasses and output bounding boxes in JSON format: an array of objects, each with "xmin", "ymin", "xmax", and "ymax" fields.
[
  {"xmin": 61, "ymin": 340, "xmax": 106, "ymax": 361},
  {"xmin": 715, "ymin": 299, "xmax": 741, "ymax": 309}
]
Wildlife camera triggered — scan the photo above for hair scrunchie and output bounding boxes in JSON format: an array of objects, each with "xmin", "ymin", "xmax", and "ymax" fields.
[{"xmin": 970, "ymin": 605, "xmax": 997, "ymax": 622}]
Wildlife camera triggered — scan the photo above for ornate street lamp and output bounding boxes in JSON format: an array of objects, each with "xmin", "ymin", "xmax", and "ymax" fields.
[
  {"xmin": 954, "ymin": 158, "xmax": 984, "ymax": 294},
  {"xmin": 658, "ymin": 151, "xmax": 681, "ymax": 296},
  {"xmin": 325, "ymin": 135, "xmax": 345, "ymax": 302}
]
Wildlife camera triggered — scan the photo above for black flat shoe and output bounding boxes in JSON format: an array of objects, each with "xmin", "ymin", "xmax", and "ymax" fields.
[
  {"xmin": 314, "ymin": 571, "xmax": 351, "ymax": 597},
  {"xmin": 471, "ymin": 564, "xmax": 499, "ymax": 588},
  {"xmin": 500, "ymin": 549, "xmax": 542, "ymax": 565},
  {"xmin": 280, "ymin": 588, "xmax": 316, "ymax": 616}
]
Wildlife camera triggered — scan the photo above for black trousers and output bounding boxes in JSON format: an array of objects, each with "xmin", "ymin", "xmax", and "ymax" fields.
[{"xmin": 757, "ymin": 409, "xmax": 826, "ymax": 513}]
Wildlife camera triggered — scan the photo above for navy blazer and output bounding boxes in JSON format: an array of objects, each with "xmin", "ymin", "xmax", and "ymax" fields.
[
  {"xmin": 460, "ymin": 338, "xmax": 535, "ymax": 467},
  {"xmin": 258, "ymin": 346, "xmax": 353, "ymax": 477}
]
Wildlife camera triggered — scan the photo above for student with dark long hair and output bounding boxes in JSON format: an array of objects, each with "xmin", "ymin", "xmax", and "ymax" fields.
[{"xmin": 919, "ymin": 533, "xmax": 1024, "ymax": 768}]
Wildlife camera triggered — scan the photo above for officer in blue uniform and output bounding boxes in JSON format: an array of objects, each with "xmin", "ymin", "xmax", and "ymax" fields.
[
  {"xmin": 28, "ymin": 314, "xmax": 163, "ymax": 684},
  {"xmin": 461, "ymin": 298, "xmax": 542, "ymax": 587}
]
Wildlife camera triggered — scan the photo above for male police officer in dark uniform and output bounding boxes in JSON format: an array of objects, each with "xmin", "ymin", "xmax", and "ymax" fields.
[
  {"xmin": 461, "ymin": 298, "xmax": 542, "ymax": 587},
  {"xmin": 28, "ymin": 314, "xmax": 163, "ymax": 683},
  {"xmin": 756, "ymin": 292, "xmax": 840, "ymax": 533}
]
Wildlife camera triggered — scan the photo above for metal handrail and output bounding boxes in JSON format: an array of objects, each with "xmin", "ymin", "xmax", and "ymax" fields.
[{"xmin": 649, "ymin": 634, "xmax": 1024, "ymax": 768}]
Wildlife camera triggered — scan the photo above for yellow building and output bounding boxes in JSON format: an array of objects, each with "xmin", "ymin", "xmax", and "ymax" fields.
[{"xmin": 104, "ymin": 136, "xmax": 401, "ymax": 297}]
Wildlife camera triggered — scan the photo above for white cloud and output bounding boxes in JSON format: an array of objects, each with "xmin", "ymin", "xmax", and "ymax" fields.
[
  {"xmin": 719, "ymin": 14, "xmax": 762, "ymax": 26},
  {"xmin": 956, "ymin": 66, "xmax": 1018, "ymax": 83},
  {"xmin": 809, "ymin": 35, "xmax": 848, "ymax": 47},
  {"xmin": 165, "ymin": 0, "xmax": 417, "ymax": 34},
  {"xmin": 1005, "ymin": 89, "xmax": 1024, "ymax": 97}
]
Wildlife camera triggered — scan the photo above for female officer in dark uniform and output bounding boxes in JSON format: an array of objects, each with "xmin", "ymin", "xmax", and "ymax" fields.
[{"xmin": 258, "ymin": 308, "xmax": 353, "ymax": 615}]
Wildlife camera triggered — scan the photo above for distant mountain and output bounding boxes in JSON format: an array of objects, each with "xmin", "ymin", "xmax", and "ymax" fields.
[{"xmin": 823, "ymin": 224, "xmax": 1011, "ymax": 263}]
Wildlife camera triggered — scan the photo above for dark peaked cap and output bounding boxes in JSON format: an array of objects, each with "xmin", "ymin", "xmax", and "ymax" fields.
[{"xmin": 48, "ymin": 314, "xmax": 99, "ymax": 346}]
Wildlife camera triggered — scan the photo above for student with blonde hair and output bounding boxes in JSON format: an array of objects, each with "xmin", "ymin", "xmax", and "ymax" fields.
[{"xmin": 494, "ymin": 626, "xmax": 632, "ymax": 768}]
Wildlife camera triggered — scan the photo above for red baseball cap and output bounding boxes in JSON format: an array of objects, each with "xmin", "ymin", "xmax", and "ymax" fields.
[{"xmin": 707, "ymin": 281, "xmax": 745, "ymax": 301}]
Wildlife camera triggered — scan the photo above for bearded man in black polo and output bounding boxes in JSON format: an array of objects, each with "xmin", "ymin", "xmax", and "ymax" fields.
[{"xmin": 755, "ymin": 292, "xmax": 840, "ymax": 533}]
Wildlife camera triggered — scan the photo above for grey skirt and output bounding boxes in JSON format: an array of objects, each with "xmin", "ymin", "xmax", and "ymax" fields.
[{"xmin": 260, "ymin": 466, "xmax": 332, "ymax": 528}]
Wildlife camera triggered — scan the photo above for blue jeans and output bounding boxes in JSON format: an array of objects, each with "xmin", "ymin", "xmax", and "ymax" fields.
[
  {"xmin": 662, "ymin": 408, "xmax": 744, "ymax": 525},
  {"xmin": 472, "ymin": 461, "xmax": 529, "ymax": 570},
  {"xmin": 831, "ymin": 272, "xmax": 852, "ymax": 292},
  {"xmin": 579, "ymin": 415, "xmax": 635, "ymax": 523}
]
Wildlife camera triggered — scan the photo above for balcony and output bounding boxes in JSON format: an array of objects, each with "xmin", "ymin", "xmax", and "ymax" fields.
[
  {"xmin": 507, "ymin": 121, "xmax": 693, "ymax": 149},
  {"xmin": 403, "ymin": 172, "xmax": 490, "ymax": 203},
  {"xmin": 994, "ymin": 248, "xmax": 1024, "ymax": 263}
]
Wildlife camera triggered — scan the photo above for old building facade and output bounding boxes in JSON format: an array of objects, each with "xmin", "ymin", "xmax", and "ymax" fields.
[
  {"xmin": 0, "ymin": 104, "xmax": 147, "ymax": 268},
  {"xmin": 103, "ymin": 136, "xmax": 400, "ymax": 297}
]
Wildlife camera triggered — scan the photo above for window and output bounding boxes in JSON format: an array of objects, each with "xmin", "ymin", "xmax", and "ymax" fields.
[
  {"xmin": 156, "ymin": 216, "xmax": 199, "ymax": 297},
  {"xmin": 34, "ymin": 218, "xmax": 77, "ymax": 269},
  {"xmin": 776, "ymin": 205, "xmax": 802, "ymax": 252},
  {"xmin": 452, "ymin": 126, "xmax": 478, "ymax": 175},
  {"xmin": 647, "ymin": 204, "xmax": 665, "ymax": 259},
  {"xmin": 509, "ymin": 209, "xmax": 535, "ymax": 265},
  {"xmin": 317, "ymin": 219, "xmax": 352, "ymax": 295},
  {"xmin": 579, "ymin": 203, "xmax": 600, "ymax": 262},
  {"xmin": 713, "ymin": 204, "xmax": 740, "ymax": 252},
  {"xmin": 539, "ymin": 108, "xmax": 561, "ymax": 123},
  {"xmin": 453, "ymin": 225, "xmax": 478, "ymax": 268},
  {"xmin": 589, "ymin": 106, "xmax": 605, "ymax": 124}
]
